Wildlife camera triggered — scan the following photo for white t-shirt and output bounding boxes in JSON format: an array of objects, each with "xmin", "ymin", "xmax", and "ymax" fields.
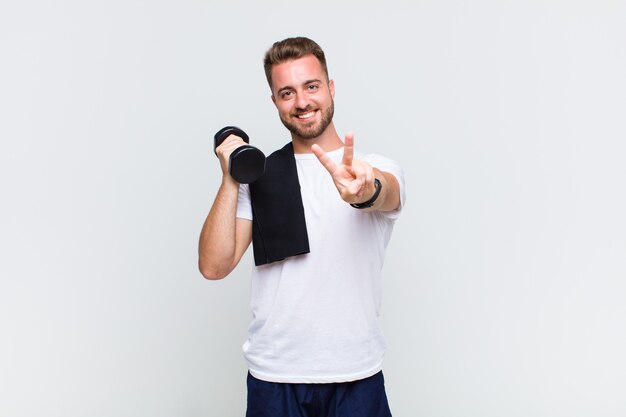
[{"xmin": 236, "ymin": 147, "xmax": 405, "ymax": 383}]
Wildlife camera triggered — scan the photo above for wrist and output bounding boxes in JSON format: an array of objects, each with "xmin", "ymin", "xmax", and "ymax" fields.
[
  {"xmin": 350, "ymin": 178, "xmax": 382, "ymax": 209},
  {"xmin": 221, "ymin": 175, "xmax": 240, "ymax": 189}
]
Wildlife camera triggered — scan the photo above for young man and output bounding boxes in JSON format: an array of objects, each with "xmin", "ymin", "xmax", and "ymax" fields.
[{"xmin": 199, "ymin": 37, "xmax": 405, "ymax": 416}]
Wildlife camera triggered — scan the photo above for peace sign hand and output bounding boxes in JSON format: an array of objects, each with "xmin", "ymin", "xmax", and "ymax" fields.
[{"xmin": 311, "ymin": 132, "xmax": 377, "ymax": 205}]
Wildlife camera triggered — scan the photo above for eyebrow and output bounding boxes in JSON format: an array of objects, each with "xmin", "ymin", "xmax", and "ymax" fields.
[{"xmin": 276, "ymin": 79, "xmax": 323, "ymax": 95}]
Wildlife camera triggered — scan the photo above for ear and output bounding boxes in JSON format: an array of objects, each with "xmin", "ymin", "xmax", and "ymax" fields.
[
  {"xmin": 329, "ymin": 79, "xmax": 335, "ymax": 98},
  {"xmin": 271, "ymin": 95, "xmax": 276, "ymax": 106}
]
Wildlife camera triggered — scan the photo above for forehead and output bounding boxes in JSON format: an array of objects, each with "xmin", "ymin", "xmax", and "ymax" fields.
[{"xmin": 271, "ymin": 55, "xmax": 325, "ymax": 91}]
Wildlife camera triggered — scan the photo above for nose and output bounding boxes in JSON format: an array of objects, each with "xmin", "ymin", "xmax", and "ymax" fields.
[{"xmin": 295, "ymin": 92, "xmax": 310, "ymax": 111}]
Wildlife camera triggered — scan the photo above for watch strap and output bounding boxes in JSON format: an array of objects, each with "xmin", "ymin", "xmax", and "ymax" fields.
[{"xmin": 350, "ymin": 178, "xmax": 382, "ymax": 209}]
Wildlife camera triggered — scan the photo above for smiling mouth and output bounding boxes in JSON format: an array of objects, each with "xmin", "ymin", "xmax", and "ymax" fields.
[{"xmin": 295, "ymin": 111, "xmax": 316, "ymax": 120}]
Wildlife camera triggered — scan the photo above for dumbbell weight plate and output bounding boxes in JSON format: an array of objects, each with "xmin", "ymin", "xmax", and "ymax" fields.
[{"xmin": 228, "ymin": 145, "xmax": 266, "ymax": 184}]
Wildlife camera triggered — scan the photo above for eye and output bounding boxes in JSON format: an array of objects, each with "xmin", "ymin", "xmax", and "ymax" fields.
[
  {"xmin": 281, "ymin": 90, "xmax": 293, "ymax": 99},
  {"xmin": 307, "ymin": 84, "xmax": 319, "ymax": 91}
]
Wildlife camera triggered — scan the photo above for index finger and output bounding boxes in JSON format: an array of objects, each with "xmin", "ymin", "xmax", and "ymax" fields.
[
  {"xmin": 216, "ymin": 134, "xmax": 246, "ymax": 155},
  {"xmin": 311, "ymin": 143, "xmax": 338, "ymax": 174},
  {"xmin": 342, "ymin": 132, "xmax": 355, "ymax": 167}
]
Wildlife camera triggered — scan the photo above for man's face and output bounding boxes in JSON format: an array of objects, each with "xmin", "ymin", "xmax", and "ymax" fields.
[{"xmin": 270, "ymin": 55, "xmax": 335, "ymax": 140}]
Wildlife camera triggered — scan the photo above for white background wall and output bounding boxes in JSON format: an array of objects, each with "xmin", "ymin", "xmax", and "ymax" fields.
[{"xmin": 1, "ymin": 1, "xmax": 625, "ymax": 416}]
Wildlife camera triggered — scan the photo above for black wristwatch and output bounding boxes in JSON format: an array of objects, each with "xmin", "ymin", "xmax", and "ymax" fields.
[{"xmin": 350, "ymin": 178, "xmax": 382, "ymax": 209}]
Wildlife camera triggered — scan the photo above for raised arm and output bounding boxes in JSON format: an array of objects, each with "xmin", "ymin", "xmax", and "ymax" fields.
[
  {"xmin": 311, "ymin": 132, "xmax": 401, "ymax": 212},
  {"xmin": 198, "ymin": 135, "xmax": 253, "ymax": 280}
]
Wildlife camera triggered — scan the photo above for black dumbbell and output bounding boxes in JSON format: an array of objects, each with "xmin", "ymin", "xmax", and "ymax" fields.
[{"xmin": 214, "ymin": 126, "xmax": 266, "ymax": 184}]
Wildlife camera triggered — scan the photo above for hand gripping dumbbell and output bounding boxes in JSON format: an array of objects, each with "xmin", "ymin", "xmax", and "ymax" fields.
[{"xmin": 214, "ymin": 126, "xmax": 266, "ymax": 184}]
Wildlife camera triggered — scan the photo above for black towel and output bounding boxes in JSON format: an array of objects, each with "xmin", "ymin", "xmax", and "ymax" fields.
[{"xmin": 249, "ymin": 142, "xmax": 310, "ymax": 266}]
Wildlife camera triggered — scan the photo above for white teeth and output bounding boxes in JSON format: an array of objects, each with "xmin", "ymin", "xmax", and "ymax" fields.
[{"xmin": 297, "ymin": 111, "xmax": 315, "ymax": 119}]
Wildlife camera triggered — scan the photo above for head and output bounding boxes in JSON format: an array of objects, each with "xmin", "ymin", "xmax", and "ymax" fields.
[
  {"xmin": 263, "ymin": 37, "xmax": 329, "ymax": 89},
  {"xmin": 264, "ymin": 37, "xmax": 335, "ymax": 140}
]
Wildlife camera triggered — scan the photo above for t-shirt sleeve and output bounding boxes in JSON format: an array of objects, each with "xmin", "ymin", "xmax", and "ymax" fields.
[
  {"xmin": 363, "ymin": 153, "xmax": 406, "ymax": 220},
  {"xmin": 236, "ymin": 183, "xmax": 253, "ymax": 220}
]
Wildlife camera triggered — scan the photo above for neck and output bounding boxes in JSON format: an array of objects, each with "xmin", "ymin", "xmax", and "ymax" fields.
[{"xmin": 291, "ymin": 122, "xmax": 343, "ymax": 154}]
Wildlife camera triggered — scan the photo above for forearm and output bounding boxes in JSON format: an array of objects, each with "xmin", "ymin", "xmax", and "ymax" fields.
[{"xmin": 198, "ymin": 177, "xmax": 242, "ymax": 280}]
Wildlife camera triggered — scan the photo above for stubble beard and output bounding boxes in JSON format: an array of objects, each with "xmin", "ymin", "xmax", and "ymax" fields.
[{"xmin": 280, "ymin": 100, "xmax": 335, "ymax": 140}]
